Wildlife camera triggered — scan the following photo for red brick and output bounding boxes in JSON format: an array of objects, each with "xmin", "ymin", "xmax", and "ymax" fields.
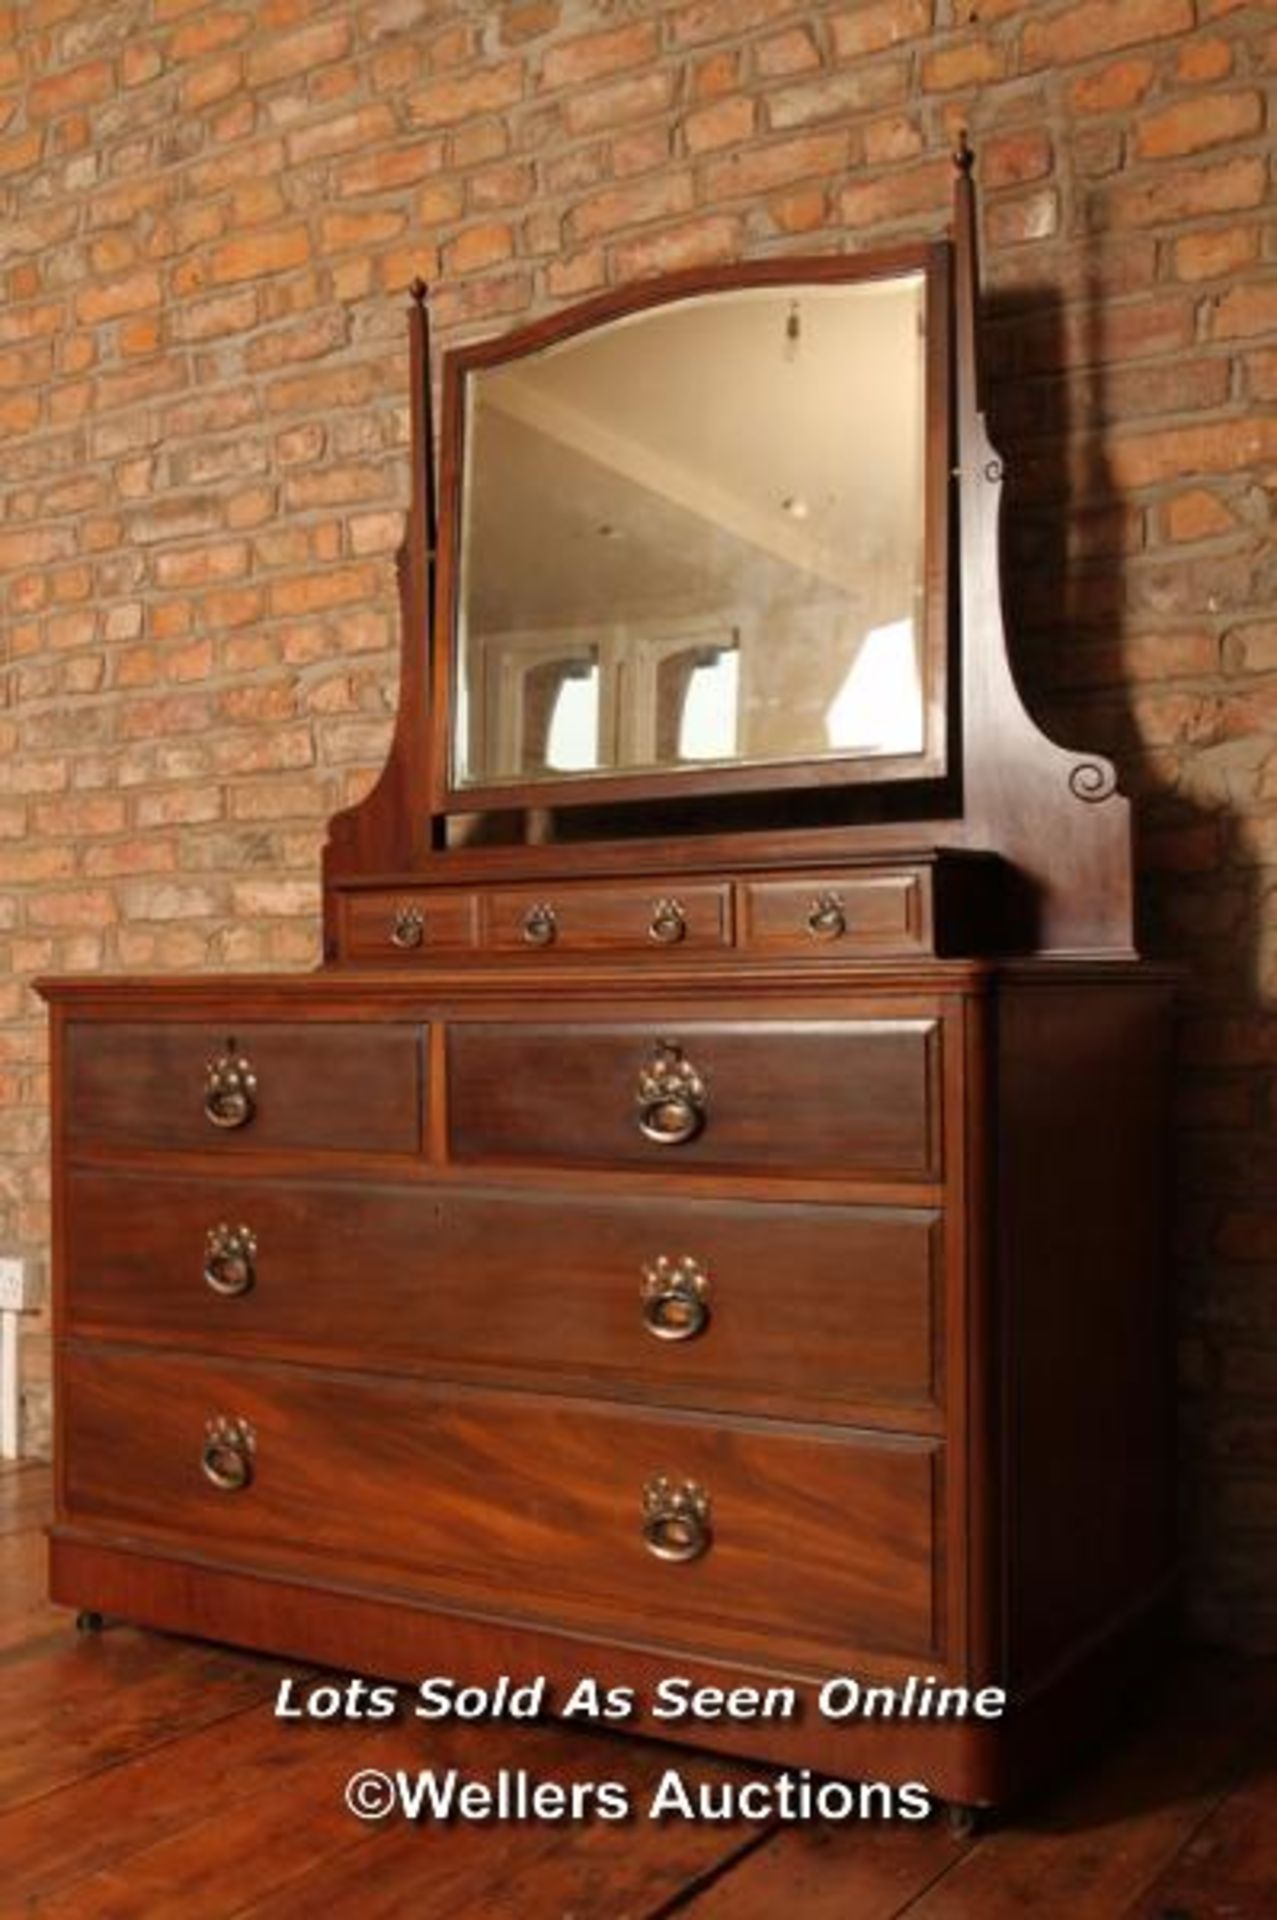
[
  {"xmin": 469, "ymin": 163, "xmax": 534, "ymax": 212},
  {"xmin": 1210, "ymin": 283, "xmax": 1277, "ymax": 342},
  {"xmin": 611, "ymin": 214, "xmax": 741, "ymax": 280},
  {"xmin": 563, "ymin": 70, "xmax": 676, "ymax": 137},
  {"xmin": 207, "ymin": 226, "xmax": 311, "ymax": 286},
  {"xmin": 28, "ymin": 58, "xmax": 112, "ymax": 117},
  {"xmin": 319, "ymin": 209, "xmax": 406, "ymax": 254},
  {"xmin": 75, "ymin": 271, "xmax": 164, "ymax": 326},
  {"xmin": 542, "ymin": 22, "xmax": 658, "ymax": 88},
  {"xmin": 170, "ymin": 10, "xmax": 252, "ymax": 60},
  {"xmin": 982, "ymin": 130, "xmax": 1052, "ymax": 189},
  {"xmin": 921, "ymin": 42, "xmax": 1004, "ymax": 91},
  {"xmin": 246, "ymin": 17, "xmax": 351, "ymax": 85},
  {"xmin": 1165, "ymin": 490, "xmax": 1236, "ymax": 543},
  {"xmin": 1247, "ymin": 348, "xmax": 1277, "ymax": 402},
  {"xmin": 864, "ymin": 114, "xmax": 923, "ymax": 166},
  {"xmin": 1137, "ymin": 91, "xmax": 1264, "ymax": 160},
  {"xmin": 286, "ymin": 105, "xmax": 396, "ymax": 162},
  {"xmin": 0, "ymin": 130, "xmax": 43, "ymax": 175},
  {"xmin": 1069, "ymin": 58, "xmax": 1155, "ymax": 114},
  {"xmin": 269, "ymin": 567, "xmax": 379, "ymax": 615},
  {"xmin": 691, "ymin": 51, "xmax": 740, "ymax": 100},
  {"xmin": 831, "ymin": 0, "xmax": 929, "ymax": 59},
  {"xmin": 1177, "ymin": 36, "xmax": 1234, "ymax": 82},
  {"xmin": 338, "ymin": 141, "xmax": 446, "ymax": 197},
  {"xmin": 1173, "ymin": 226, "xmax": 1260, "ymax": 283},
  {"xmin": 985, "ymin": 187, "xmax": 1058, "ymax": 247},
  {"xmin": 671, "ymin": 0, "xmax": 804, "ymax": 49},
  {"xmin": 1100, "ymin": 156, "xmax": 1267, "ymax": 229},
  {"xmin": 703, "ymin": 129, "xmax": 846, "ymax": 200},
  {"xmin": 768, "ymin": 63, "xmax": 907, "ymax": 128},
  {"xmin": 444, "ymin": 222, "xmax": 515, "ymax": 275},
  {"xmin": 839, "ymin": 158, "xmax": 951, "ymax": 229},
  {"xmin": 755, "ymin": 26, "xmax": 820, "ymax": 75},
  {"xmin": 502, "ymin": 2, "xmax": 559, "ymax": 43},
  {"xmin": 408, "ymin": 61, "xmax": 523, "ymax": 128},
  {"xmin": 1109, "ymin": 418, "xmax": 1277, "ymax": 490},
  {"xmin": 1024, "ymin": 0, "xmax": 1194, "ymax": 68},
  {"xmin": 180, "ymin": 55, "xmax": 243, "ymax": 111},
  {"xmin": 154, "ymin": 542, "xmax": 250, "ymax": 587},
  {"xmin": 568, "ymin": 172, "xmax": 695, "ymax": 243},
  {"xmin": 685, "ymin": 95, "xmax": 755, "ymax": 153}
]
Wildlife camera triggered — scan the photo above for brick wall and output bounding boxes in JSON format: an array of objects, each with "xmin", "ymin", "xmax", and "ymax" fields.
[{"xmin": 1, "ymin": 0, "xmax": 1274, "ymax": 1646}]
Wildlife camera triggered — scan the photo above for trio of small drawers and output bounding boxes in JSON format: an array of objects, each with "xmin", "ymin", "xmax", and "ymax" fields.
[{"xmin": 60, "ymin": 1007, "xmax": 951, "ymax": 1669}]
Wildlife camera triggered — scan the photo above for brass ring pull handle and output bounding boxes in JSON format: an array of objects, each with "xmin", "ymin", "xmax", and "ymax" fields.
[
  {"xmin": 204, "ymin": 1224, "xmax": 257, "ymax": 1299},
  {"xmin": 648, "ymin": 898, "xmax": 687, "ymax": 946},
  {"xmin": 390, "ymin": 903, "xmax": 424, "ymax": 950},
  {"xmin": 806, "ymin": 892, "xmax": 847, "ymax": 941},
  {"xmin": 640, "ymin": 1256, "xmax": 709, "ymax": 1341},
  {"xmin": 204, "ymin": 1047, "xmax": 257, "ymax": 1130},
  {"xmin": 642, "ymin": 1476, "xmax": 711, "ymax": 1563},
  {"xmin": 522, "ymin": 903, "xmax": 557, "ymax": 947},
  {"xmin": 635, "ymin": 1040, "xmax": 707, "ymax": 1147},
  {"xmin": 201, "ymin": 1416, "xmax": 256, "ymax": 1493}
]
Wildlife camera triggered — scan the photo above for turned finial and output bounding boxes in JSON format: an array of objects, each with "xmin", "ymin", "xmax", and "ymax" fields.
[{"xmin": 953, "ymin": 130, "xmax": 975, "ymax": 175}]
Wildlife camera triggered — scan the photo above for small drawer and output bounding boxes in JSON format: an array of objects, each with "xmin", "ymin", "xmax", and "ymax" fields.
[
  {"xmin": 739, "ymin": 869, "xmax": 929, "ymax": 956},
  {"xmin": 64, "ymin": 1020, "xmax": 422, "ymax": 1155},
  {"xmin": 448, "ymin": 1018, "xmax": 942, "ymax": 1180},
  {"xmin": 63, "ymin": 1344, "xmax": 941, "ymax": 1666},
  {"xmin": 340, "ymin": 890, "xmax": 478, "ymax": 962},
  {"xmin": 64, "ymin": 1170, "xmax": 942, "ymax": 1419},
  {"xmin": 480, "ymin": 883, "xmax": 730, "ymax": 955}
]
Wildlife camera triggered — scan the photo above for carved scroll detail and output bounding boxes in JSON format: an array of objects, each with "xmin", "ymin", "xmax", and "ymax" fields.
[{"xmin": 1068, "ymin": 761, "xmax": 1118, "ymax": 804}]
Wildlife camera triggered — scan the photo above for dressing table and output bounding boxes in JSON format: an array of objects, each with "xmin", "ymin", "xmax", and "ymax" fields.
[{"xmin": 41, "ymin": 154, "xmax": 1173, "ymax": 1814}]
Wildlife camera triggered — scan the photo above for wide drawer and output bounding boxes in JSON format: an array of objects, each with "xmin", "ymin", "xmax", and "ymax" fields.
[
  {"xmin": 448, "ymin": 1019, "xmax": 942, "ymax": 1180},
  {"xmin": 63, "ymin": 1021, "xmax": 422, "ymax": 1155},
  {"xmin": 64, "ymin": 1171, "xmax": 942, "ymax": 1418},
  {"xmin": 62, "ymin": 1344, "xmax": 941, "ymax": 1666}
]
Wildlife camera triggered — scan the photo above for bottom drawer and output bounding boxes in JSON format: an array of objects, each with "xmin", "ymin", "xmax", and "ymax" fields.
[{"xmin": 63, "ymin": 1345, "xmax": 941, "ymax": 1668}]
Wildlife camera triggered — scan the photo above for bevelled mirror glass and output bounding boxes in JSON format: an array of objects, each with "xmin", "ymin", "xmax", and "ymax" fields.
[{"xmin": 442, "ymin": 254, "xmax": 949, "ymax": 805}]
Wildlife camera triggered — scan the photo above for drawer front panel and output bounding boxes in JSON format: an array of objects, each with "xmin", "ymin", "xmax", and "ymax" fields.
[
  {"xmin": 448, "ymin": 1020, "xmax": 942, "ymax": 1179},
  {"xmin": 63, "ymin": 1346, "xmax": 940, "ymax": 1665},
  {"xmin": 739, "ymin": 870, "xmax": 928, "ymax": 956},
  {"xmin": 341, "ymin": 890, "xmax": 478, "ymax": 961},
  {"xmin": 481, "ymin": 884, "xmax": 731, "ymax": 955},
  {"xmin": 64, "ymin": 1021, "xmax": 422, "ymax": 1155},
  {"xmin": 65, "ymin": 1171, "xmax": 941, "ymax": 1416}
]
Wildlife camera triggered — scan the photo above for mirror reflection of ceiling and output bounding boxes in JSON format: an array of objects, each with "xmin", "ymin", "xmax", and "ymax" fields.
[{"xmin": 462, "ymin": 276, "xmax": 926, "ymax": 634}]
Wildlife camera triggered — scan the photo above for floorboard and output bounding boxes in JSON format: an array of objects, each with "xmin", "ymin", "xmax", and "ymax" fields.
[{"xmin": 4, "ymin": 1464, "xmax": 1276, "ymax": 1920}]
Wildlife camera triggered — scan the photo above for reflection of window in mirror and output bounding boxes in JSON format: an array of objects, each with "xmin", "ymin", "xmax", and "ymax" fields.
[
  {"xmin": 544, "ymin": 661, "xmax": 600, "ymax": 772},
  {"xmin": 472, "ymin": 634, "xmax": 607, "ymax": 779},
  {"xmin": 824, "ymin": 618, "xmax": 924, "ymax": 755}
]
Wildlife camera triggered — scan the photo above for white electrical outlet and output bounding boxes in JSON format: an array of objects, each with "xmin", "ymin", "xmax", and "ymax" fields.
[{"xmin": 0, "ymin": 1259, "xmax": 41, "ymax": 1313}]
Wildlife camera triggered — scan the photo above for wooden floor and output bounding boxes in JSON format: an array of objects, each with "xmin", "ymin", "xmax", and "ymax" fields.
[{"xmin": 4, "ymin": 1463, "xmax": 1275, "ymax": 1919}]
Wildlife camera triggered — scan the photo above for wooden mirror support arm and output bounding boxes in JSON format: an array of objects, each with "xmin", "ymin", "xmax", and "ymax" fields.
[
  {"xmin": 321, "ymin": 278, "xmax": 437, "ymax": 958},
  {"xmin": 949, "ymin": 142, "xmax": 1134, "ymax": 957}
]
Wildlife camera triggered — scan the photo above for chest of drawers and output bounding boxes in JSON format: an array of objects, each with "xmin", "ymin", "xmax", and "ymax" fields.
[
  {"xmin": 41, "ymin": 174, "xmax": 1176, "ymax": 1814},
  {"xmin": 42, "ymin": 956, "xmax": 1173, "ymax": 1810}
]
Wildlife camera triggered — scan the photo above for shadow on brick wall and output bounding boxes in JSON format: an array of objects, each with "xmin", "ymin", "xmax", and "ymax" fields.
[{"xmin": 986, "ymin": 257, "xmax": 1264, "ymax": 1651}]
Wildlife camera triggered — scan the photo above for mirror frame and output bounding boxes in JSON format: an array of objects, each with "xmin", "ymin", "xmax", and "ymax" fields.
[{"xmin": 430, "ymin": 240, "xmax": 952, "ymax": 816}]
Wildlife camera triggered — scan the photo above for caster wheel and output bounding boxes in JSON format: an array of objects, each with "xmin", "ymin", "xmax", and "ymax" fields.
[
  {"xmin": 75, "ymin": 1609, "xmax": 105, "ymax": 1634},
  {"xmin": 946, "ymin": 1802, "xmax": 983, "ymax": 1840}
]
